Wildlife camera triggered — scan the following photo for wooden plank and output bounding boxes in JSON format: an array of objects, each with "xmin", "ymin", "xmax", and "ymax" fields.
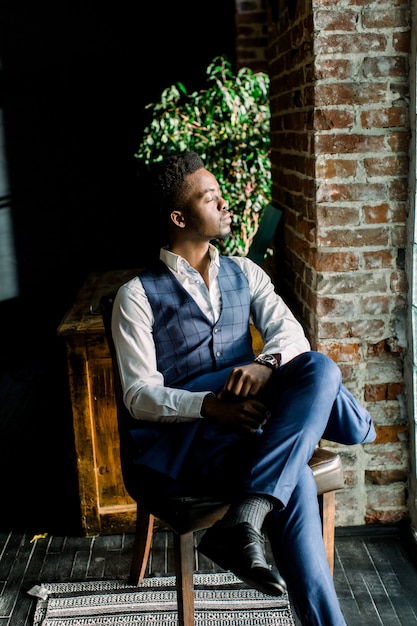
[
  {"xmin": 63, "ymin": 336, "xmax": 101, "ymax": 536},
  {"xmin": 88, "ymin": 356, "xmax": 134, "ymax": 510},
  {"xmin": 57, "ymin": 269, "xmax": 141, "ymax": 336}
]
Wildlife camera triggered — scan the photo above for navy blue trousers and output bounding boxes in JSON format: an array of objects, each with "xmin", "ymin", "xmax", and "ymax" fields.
[{"xmin": 131, "ymin": 351, "xmax": 375, "ymax": 626}]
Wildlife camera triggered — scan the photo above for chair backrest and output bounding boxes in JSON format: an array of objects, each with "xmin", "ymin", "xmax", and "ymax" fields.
[{"xmin": 247, "ymin": 203, "xmax": 282, "ymax": 266}]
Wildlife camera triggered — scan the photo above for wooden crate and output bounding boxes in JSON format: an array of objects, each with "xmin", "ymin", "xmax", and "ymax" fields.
[{"xmin": 58, "ymin": 269, "xmax": 140, "ymax": 536}]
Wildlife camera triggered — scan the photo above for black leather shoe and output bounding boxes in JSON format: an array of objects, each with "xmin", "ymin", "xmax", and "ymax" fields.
[{"xmin": 198, "ymin": 521, "xmax": 287, "ymax": 596}]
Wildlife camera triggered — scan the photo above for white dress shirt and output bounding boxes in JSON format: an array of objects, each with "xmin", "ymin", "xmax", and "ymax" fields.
[{"xmin": 111, "ymin": 245, "xmax": 310, "ymax": 423}]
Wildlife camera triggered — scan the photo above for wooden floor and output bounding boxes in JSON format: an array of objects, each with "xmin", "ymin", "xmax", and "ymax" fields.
[
  {"xmin": 1, "ymin": 304, "xmax": 417, "ymax": 625},
  {"xmin": 1, "ymin": 524, "xmax": 417, "ymax": 626}
]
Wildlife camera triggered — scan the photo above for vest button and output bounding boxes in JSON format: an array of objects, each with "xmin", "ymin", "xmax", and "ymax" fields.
[
  {"xmin": 214, "ymin": 328, "xmax": 219, "ymax": 333},
  {"xmin": 216, "ymin": 351, "xmax": 221, "ymax": 357}
]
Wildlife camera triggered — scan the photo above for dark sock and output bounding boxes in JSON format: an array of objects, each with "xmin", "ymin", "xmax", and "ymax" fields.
[{"xmin": 221, "ymin": 494, "xmax": 274, "ymax": 532}]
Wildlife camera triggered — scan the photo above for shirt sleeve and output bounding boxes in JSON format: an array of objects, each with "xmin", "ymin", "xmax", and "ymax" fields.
[
  {"xmin": 111, "ymin": 277, "xmax": 208, "ymax": 422},
  {"xmin": 230, "ymin": 257, "xmax": 311, "ymax": 364}
]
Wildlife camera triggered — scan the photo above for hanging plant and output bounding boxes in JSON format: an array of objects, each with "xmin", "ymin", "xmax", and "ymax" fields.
[{"xmin": 134, "ymin": 55, "xmax": 271, "ymax": 256}]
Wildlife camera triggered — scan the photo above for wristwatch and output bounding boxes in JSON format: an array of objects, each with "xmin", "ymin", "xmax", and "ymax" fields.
[{"xmin": 254, "ymin": 353, "xmax": 281, "ymax": 370}]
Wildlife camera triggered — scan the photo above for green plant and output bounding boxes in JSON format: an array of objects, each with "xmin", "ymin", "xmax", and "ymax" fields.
[{"xmin": 134, "ymin": 55, "xmax": 271, "ymax": 256}]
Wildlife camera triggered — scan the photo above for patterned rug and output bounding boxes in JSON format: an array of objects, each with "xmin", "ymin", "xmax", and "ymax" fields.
[{"xmin": 30, "ymin": 572, "xmax": 296, "ymax": 625}]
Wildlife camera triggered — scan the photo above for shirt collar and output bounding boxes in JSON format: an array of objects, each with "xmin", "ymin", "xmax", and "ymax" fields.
[{"xmin": 160, "ymin": 244, "xmax": 220, "ymax": 273}]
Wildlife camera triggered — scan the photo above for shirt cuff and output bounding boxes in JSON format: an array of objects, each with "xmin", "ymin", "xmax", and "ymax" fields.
[{"xmin": 177, "ymin": 390, "xmax": 210, "ymax": 419}]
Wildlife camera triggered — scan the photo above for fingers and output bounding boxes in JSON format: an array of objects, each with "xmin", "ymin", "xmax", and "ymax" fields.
[
  {"xmin": 211, "ymin": 394, "xmax": 271, "ymax": 433},
  {"xmin": 236, "ymin": 400, "xmax": 271, "ymax": 433},
  {"xmin": 222, "ymin": 363, "xmax": 271, "ymax": 398}
]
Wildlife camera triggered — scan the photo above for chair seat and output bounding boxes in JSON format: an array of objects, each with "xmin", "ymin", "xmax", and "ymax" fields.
[
  {"xmin": 309, "ymin": 446, "xmax": 344, "ymax": 495},
  {"xmin": 143, "ymin": 447, "xmax": 344, "ymax": 535}
]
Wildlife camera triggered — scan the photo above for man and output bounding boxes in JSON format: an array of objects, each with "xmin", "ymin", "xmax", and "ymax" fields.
[{"xmin": 112, "ymin": 151, "xmax": 376, "ymax": 625}]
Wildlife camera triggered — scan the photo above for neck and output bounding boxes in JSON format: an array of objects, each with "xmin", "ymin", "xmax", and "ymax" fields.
[{"xmin": 170, "ymin": 242, "xmax": 211, "ymax": 286}]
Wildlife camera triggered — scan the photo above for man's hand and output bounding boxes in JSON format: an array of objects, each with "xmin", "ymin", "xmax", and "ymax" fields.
[
  {"xmin": 219, "ymin": 362, "xmax": 273, "ymax": 399},
  {"xmin": 201, "ymin": 393, "xmax": 271, "ymax": 434},
  {"xmin": 201, "ymin": 363, "xmax": 273, "ymax": 434}
]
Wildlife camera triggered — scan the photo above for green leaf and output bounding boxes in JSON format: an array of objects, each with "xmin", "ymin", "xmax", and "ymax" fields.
[{"xmin": 134, "ymin": 55, "xmax": 271, "ymax": 256}]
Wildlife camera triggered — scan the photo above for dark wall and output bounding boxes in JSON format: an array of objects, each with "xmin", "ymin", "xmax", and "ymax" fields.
[
  {"xmin": 1, "ymin": 1, "xmax": 236, "ymax": 334},
  {"xmin": 0, "ymin": 1, "xmax": 236, "ymax": 533}
]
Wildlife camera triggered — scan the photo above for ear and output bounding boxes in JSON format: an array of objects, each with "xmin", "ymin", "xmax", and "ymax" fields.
[{"xmin": 170, "ymin": 210, "xmax": 186, "ymax": 228}]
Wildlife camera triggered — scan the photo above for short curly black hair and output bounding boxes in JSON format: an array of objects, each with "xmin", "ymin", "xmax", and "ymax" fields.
[{"xmin": 152, "ymin": 151, "xmax": 205, "ymax": 218}]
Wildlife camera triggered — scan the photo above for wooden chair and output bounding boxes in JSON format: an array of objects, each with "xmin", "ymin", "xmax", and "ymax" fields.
[{"xmin": 100, "ymin": 294, "xmax": 344, "ymax": 626}]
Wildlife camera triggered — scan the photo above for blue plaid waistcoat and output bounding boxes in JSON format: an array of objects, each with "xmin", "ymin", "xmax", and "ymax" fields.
[{"xmin": 139, "ymin": 257, "xmax": 254, "ymax": 388}]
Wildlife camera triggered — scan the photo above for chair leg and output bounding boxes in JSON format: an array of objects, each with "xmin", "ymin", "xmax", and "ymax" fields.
[
  {"xmin": 129, "ymin": 504, "xmax": 155, "ymax": 585},
  {"xmin": 318, "ymin": 491, "xmax": 336, "ymax": 576},
  {"xmin": 173, "ymin": 531, "xmax": 195, "ymax": 626}
]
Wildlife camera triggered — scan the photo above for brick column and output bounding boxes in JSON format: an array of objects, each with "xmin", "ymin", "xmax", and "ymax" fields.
[{"xmin": 267, "ymin": 0, "xmax": 411, "ymax": 526}]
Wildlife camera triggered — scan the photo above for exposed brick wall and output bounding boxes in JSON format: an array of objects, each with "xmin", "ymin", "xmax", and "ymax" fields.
[
  {"xmin": 234, "ymin": 0, "xmax": 269, "ymax": 72},
  {"xmin": 262, "ymin": 0, "xmax": 412, "ymax": 526}
]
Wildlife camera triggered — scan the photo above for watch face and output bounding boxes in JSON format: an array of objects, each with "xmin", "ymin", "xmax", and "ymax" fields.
[{"xmin": 256, "ymin": 354, "xmax": 278, "ymax": 368}]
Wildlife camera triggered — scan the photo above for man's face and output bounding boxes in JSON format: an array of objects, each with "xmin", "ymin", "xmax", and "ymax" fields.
[{"xmin": 179, "ymin": 168, "xmax": 232, "ymax": 242}]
